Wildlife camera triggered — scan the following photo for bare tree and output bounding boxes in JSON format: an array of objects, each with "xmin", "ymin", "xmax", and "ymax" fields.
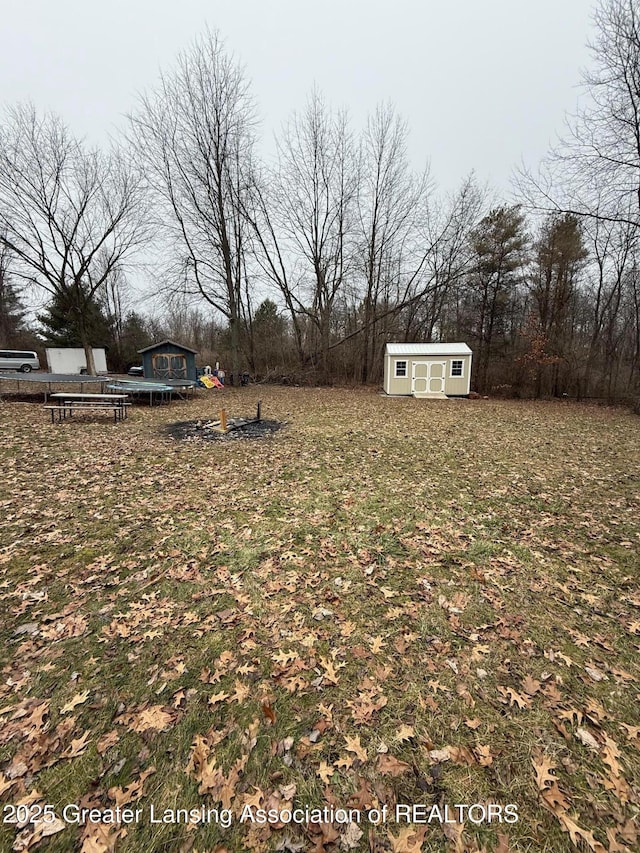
[
  {"xmin": 512, "ymin": 1, "xmax": 640, "ymax": 402},
  {"xmin": 271, "ymin": 91, "xmax": 359, "ymax": 380},
  {"xmin": 240, "ymin": 89, "xmax": 487, "ymax": 383},
  {"xmin": 623, "ymin": 261, "xmax": 640, "ymax": 394},
  {"xmin": 241, "ymin": 168, "xmax": 308, "ymax": 368},
  {"xmin": 129, "ymin": 29, "xmax": 256, "ymax": 384},
  {"xmin": 409, "ymin": 175, "xmax": 485, "ymax": 341},
  {"xmin": 0, "ymin": 104, "xmax": 147, "ymax": 374},
  {"xmin": 576, "ymin": 215, "xmax": 636, "ymax": 397},
  {"xmin": 518, "ymin": 0, "xmax": 640, "ymax": 230},
  {"xmin": 322, "ymin": 174, "xmax": 485, "ymax": 375},
  {"xmin": 355, "ymin": 104, "xmax": 425, "ymax": 382}
]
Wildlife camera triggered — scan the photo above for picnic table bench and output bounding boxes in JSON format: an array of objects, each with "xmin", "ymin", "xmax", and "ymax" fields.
[{"xmin": 45, "ymin": 393, "xmax": 130, "ymax": 423}]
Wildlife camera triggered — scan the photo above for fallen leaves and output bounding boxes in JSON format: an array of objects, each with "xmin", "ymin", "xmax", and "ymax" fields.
[
  {"xmin": 230, "ymin": 680, "xmax": 251, "ymax": 704},
  {"xmin": 96, "ymin": 730, "xmax": 119, "ymax": 755},
  {"xmin": 394, "ymin": 724, "xmax": 415, "ymax": 742},
  {"xmin": 317, "ymin": 760, "xmax": 333, "ymax": 784},
  {"xmin": 473, "ymin": 744, "xmax": 494, "ymax": 767},
  {"xmin": 261, "ymin": 699, "xmax": 277, "ymax": 725},
  {"xmin": 62, "ymin": 730, "xmax": 91, "ymax": 759},
  {"xmin": 1, "ymin": 391, "xmax": 639, "ymax": 853},
  {"xmin": 521, "ymin": 675, "xmax": 542, "ymax": 696},
  {"xmin": 346, "ymin": 689, "xmax": 387, "ymax": 724},
  {"xmin": 108, "ymin": 766, "xmax": 156, "ymax": 808},
  {"xmin": 344, "ymin": 734, "xmax": 367, "ymax": 762},
  {"xmin": 555, "ymin": 812, "xmax": 607, "ymax": 853},
  {"xmin": 427, "ymin": 747, "xmax": 451, "ymax": 764},
  {"xmin": 340, "ymin": 821, "xmax": 363, "ymax": 850},
  {"xmin": 533, "ymin": 752, "xmax": 611, "ymax": 852},
  {"xmin": 575, "ymin": 727, "xmax": 599, "ymax": 751},
  {"xmin": 584, "ymin": 664, "xmax": 608, "ymax": 683},
  {"xmin": 387, "ymin": 825, "xmax": 428, "ymax": 853},
  {"xmin": 60, "ymin": 690, "xmax": 90, "ymax": 715},
  {"xmin": 80, "ymin": 822, "xmax": 123, "ymax": 853},
  {"xmin": 497, "ymin": 686, "xmax": 529, "ymax": 709},
  {"xmin": 377, "ymin": 754, "xmax": 411, "ymax": 776},
  {"xmin": 319, "ymin": 656, "xmax": 345, "ymax": 685},
  {"xmin": 620, "ymin": 723, "xmax": 640, "ymax": 745},
  {"xmin": 532, "ymin": 753, "xmax": 558, "ymax": 790},
  {"xmin": 114, "ymin": 704, "xmax": 176, "ymax": 733},
  {"xmin": 369, "ymin": 635, "xmax": 386, "ymax": 654},
  {"xmin": 601, "ymin": 734, "xmax": 624, "ymax": 778}
]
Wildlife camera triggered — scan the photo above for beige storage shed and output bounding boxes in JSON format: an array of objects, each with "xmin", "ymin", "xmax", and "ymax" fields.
[{"xmin": 383, "ymin": 343, "xmax": 472, "ymax": 397}]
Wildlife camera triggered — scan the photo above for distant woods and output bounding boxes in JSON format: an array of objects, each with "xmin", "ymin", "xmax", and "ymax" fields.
[{"xmin": 1, "ymin": 2, "xmax": 640, "ymax": 401}]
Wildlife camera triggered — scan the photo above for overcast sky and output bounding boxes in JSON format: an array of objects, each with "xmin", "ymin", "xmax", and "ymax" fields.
[{"xmin": 3, "ymin": 0, "xmax": 596, "ymax": 196}]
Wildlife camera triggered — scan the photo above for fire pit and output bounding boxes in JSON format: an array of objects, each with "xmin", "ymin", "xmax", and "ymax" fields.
[{"xmin": 165, "ymin": 403, "xmax": 285, "ymax": 442}]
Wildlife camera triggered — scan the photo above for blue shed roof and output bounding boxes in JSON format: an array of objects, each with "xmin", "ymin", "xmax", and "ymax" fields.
[{"xmin": 138, "ymin": 339, "xmax": 198, "ymax": 354}]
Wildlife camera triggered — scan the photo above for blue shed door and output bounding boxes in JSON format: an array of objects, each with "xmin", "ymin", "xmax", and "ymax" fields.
[{"xmin": 152, "ymin": 353, "xmax": 187, "ymax": 379}]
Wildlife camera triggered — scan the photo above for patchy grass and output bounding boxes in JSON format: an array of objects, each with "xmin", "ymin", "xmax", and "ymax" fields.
[{"xmin": 0, "ymin": 387, "xmax": 638, "ymax": 853}]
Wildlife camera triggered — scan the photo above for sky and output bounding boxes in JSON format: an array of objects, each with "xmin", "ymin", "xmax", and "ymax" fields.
[{"xmin": 2, "ymin": 0, "xmax": 597, "ymax": 196}]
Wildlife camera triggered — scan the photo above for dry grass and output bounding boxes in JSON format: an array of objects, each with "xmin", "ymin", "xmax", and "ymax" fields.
[{"xmin": 0, "ymin": 387, "xmax": 638, "ymax": 852}]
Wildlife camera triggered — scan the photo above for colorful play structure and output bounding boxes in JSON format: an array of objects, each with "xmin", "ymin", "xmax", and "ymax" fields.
[{"xmin": 198, "ymin": 374, "xmax": 224, "ymax": 389}]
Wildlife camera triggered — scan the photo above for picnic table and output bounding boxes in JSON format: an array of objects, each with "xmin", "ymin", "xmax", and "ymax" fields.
[{"xmin": 45, "ymin": 392, "xmax": 130, "ymax": 423}]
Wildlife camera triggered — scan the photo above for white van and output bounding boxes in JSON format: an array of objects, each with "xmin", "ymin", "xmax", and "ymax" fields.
[{"xmin": 0, "ymin": 350, "xmax": 41, "ymax": 372}]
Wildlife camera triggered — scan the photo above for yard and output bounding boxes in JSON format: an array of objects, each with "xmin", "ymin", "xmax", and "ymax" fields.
[{"xmin": 0, "ymin": 388, "xmax": 638, "ymax": 853}]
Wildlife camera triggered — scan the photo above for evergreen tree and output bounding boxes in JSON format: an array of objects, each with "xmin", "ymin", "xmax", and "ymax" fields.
[
  {"xmin": 38, "ymin": 288, "xmax": 112, "ymax": 350},
  {"xmin": 117, "ymin": 311, "xmax": 153, "ymax": 369},
  {"xmin": 466, "ymin": 206, "xmax": 529, "ymax": 392},
  {"xmin": 0, "ymin": 247, "xmax": 27, "ymax": 345},
  {"xmin": 249, "ymin": 299, "xmax": 288, "ymax": 375}
]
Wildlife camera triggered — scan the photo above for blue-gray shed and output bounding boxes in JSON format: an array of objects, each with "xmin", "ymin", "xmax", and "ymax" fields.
[{"xmin": 138, "ymin": 340, "xmax": 198, "ymax": 381}]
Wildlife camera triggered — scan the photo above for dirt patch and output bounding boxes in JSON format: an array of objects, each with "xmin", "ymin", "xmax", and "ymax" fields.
[{"xmin": 165, "ymin": 417, "xmax": 285, "ymax": 442}]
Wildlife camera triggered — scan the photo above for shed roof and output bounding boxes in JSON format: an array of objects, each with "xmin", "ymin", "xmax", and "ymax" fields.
[
  {"xmin": 385, "ymin": 342, "xmax": 472, "ymax": 356},
  {"xmin": 138, "ymin": 339, "xmax": 198, "ymax": 354}
]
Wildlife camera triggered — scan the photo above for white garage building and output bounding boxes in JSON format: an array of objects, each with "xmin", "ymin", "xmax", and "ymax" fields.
[{"xmin": 383, "ymin": 343, "xmax": 473, "ymax": 397}]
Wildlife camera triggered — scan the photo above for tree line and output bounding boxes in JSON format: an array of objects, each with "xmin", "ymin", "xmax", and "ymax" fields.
[{"xmin": 1, "ymin": 0, "xmax": 639, "ymax": 402}]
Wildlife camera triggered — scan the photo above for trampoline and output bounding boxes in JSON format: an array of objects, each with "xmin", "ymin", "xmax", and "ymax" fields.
[
  {"xmin": 106, "ymin": 379, "xmax": 176, "ymax": 406},
  {"xmin": 0, "ymin": 372, "xmax": 198, "ymax": 405}
]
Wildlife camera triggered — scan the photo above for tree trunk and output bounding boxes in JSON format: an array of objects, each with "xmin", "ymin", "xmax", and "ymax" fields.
[
  {"xmin": 79, "ymin": 320, "xmax": 97, "ymax": 375},
  {"xmin": 229, "ymin": 314, "xmax": 240, "ymax": 386}
]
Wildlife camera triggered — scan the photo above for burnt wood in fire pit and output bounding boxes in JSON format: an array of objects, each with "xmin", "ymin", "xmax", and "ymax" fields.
[{"xmin": 166, "ymin": 403, "xmax": 284, "ymax": 442}]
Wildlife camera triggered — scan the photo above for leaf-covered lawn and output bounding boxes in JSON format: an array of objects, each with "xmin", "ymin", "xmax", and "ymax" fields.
[{"xmin": 0, "ymin": 388, "xmax": 638, "ymax": 852}]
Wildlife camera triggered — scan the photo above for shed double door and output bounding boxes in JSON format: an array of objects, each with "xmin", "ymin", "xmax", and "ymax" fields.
[
  {"xmin": 152, "ymin": 353, "xmax": 187, "ymax": 379},
  {"xmin": 412, "ymin": 361, "xmax": 446, "ymax": 394}
]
